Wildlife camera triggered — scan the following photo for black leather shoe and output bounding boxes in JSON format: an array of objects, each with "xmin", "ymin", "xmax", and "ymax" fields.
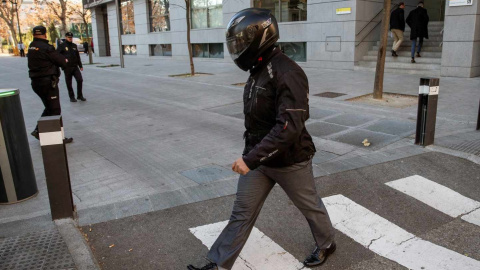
[
  {"xmin": 391, "ymin": 50, "xmax": 398, "ymax": 57},
  {"xmin": 411, "ymin": 58, "xmax": 416, "ymax": 63},
  {"xmin": 303, "ymin": 242, "xmax": 336, "ymax": 267},
  {"xmin": 187, "ymin": 262, "xmax": 218, "ymax": 270},
  {"xmin": 70, "ymin": 98, "xmax": 77, "ymax": 102},
  {"xmin": 416, "ymin": 53, "xmax": 421, "ymax": 57},
  {"xmin": 63, "ymin": 137, "xmax": 73, "ymax": 144},
  {"xmin": 77, "ymin": 97, "xmax": 86, "ymax": 101},
  {"xmin": 31, "ymin": 130, "xmax": 39, "ymax": 140}
]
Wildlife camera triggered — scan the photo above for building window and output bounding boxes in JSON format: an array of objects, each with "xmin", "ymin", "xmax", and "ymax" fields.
[
  {"xmin": 192, "ymin": 43, "xmax": 224, "ymax": 58},
  {"xmin": 120, "ymin": 0, "xmax": 135, "ymax": 34},
  {"xmin": 123, "ymin": 45, "xmax": 137, "ymax": 55},
  {"xmin": 278, "ymin": 42, "xmax": 306, "ymax": 62},
  {"xmin": 253, "ymin": 0, "xmax": 307, "ymax": 22},
  {"xmin": 149, "ymin": 0, "xmax": 170, "ymax": 32},
  {"xmin": 150, "ymin": 44, "xmax": 172, "ymax": 56},
  {"xmin": 191, "ymin": 0, "xmax": 223, "ymax": 29}
]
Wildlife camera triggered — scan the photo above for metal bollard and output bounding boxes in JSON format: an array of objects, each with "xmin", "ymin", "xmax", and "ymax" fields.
[
  {"xmin": 477, "ymin": 99, "xmax": 479, "ymax": 131},
  {"xmin": 0, "ymin": 89, "xmax": 38, "ymax": 204},
  {"xmin": 415, "ymin": 78, "xmax": 439, "ymax": 146},
  {"xmin": 38, "ymin": 115, "xmax": 75, "ymax": 220}
]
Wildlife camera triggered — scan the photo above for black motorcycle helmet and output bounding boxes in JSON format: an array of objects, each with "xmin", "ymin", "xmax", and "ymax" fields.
[{"xmin": 226, "ymin": 8, "xmax": 279, "ymax": 71}]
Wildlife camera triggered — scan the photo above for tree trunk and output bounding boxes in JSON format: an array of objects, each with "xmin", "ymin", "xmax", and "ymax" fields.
[
  {"xmin": 60, "ymin": 0, "xmax": 67, "ymax": 36},
  {"xmin": 373, "ymin": 0, "xmax": 392, "ymax": 100},
  {"xmin": 185, "ymin": 0, "xmax": 195, "ymax": 76},
  {"xmin": 8, "ymin": 23, "xmax": 18, "ymax": 48}
]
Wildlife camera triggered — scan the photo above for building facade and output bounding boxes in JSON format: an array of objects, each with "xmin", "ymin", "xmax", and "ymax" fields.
[{"xmin": 84, "ymin": 0, "xmax": 480, "ymax": 78}]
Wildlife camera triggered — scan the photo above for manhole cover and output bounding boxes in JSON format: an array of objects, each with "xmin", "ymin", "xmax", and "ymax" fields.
[{"xmin": 314, "ymin": 92, "xmax": 346, "ymax": 98}]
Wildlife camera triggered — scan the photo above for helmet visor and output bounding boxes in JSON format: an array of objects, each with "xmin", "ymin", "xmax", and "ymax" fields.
[{"xmin": 227, "ymin": 32, "xmax": 251, "ymax": 61}]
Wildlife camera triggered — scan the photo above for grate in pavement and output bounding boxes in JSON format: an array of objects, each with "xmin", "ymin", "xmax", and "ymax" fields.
[
  {"xmin": 0, "ymin": 229, "xmax": 76, "ymax": 270},
  {"xmin": 441, "ymin": 138, "xmax": 480, "ymax": 156},
  {"xmin": 180, "ymin": 165, "xmax": 236, "ymax": 184},
  {"xmin": 314, "ymin": 92, "xmax": 346, "ymax": 98}
]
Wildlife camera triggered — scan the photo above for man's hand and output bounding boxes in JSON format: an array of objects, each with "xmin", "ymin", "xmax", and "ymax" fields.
[
  {"xmin": 232, "ymin": 157, "xmax": 250, "ymax": 175},
  {"xmin": 80, "ymin": 68, "xmax": 83, "ymax": 71},
  {"xmin": 65, "ymin": 59, "xmax": 68, "ymax": 63}
]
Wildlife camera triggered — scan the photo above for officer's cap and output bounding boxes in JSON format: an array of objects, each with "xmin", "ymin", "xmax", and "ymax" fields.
[
  {"xmin": 65, "ymin": 32, "xmax": 73, "ymax": 37},
  {"xmin": 32, "ymin": 25, "xmax": 47, "ymax": 35}
]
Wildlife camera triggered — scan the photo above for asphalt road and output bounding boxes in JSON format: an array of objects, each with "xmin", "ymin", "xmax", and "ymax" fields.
[{"xmin": 83, "ymin": 152, "xmax": 480, "ymax": 270}]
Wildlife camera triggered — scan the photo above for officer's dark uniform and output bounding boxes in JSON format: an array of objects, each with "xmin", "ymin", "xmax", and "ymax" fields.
[
  {"xmin": 57, "ymin": 33, "xmax": 85, "ymax": 102},
  {"xmin": 27, "ymin": 26, "xmax": 67, "ymax": 137}
]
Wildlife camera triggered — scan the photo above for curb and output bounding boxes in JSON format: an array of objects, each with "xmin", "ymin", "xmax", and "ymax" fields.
[{"xmin": 55, "ymin": 218, "xmax": 101, "ymax": 270}]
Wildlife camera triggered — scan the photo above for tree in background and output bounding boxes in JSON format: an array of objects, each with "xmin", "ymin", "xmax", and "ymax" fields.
[
  {"xmin": 48, "ymin": 21, "xmax": 60, "ymax": 45},
  {"xmin": 37, "ymin": 0, "xmax": 72, "ymax": 36},
  {"xmin": 0, "ymin": 0, "xmax": 22, "ymax": 49},
  {"xmin": 71, "ymin": 1, "xmax": 93, "ymax": 64}
]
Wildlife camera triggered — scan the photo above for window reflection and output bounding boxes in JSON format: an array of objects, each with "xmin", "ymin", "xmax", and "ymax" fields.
[{"xmin": 149, "ymin": 0, "xmax": 170, "ymax": 32}]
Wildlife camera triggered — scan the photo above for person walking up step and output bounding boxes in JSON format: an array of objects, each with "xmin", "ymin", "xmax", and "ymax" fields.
[
  {"xmin": 406, "ymin": 1, "xmax": 429, "ymax": 63},
  {"xmin": 390, "ymin": 2, "xmax": 405, "ymax": 57},
  {"xmin": 57, "ymin": 32, "xmax": 86, "ymax": 102},
  {"xmin": 187, "ymin": 8, "xmax": 336, "ymax": 270}
]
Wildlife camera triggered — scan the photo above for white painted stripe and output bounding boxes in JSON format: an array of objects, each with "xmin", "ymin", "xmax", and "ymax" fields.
[
  {"xmin": 190, "ymin": 220, "xmax": 304, "ymax": 270},
  {"xmin": 462, "ymin": 209, "xmax": 480, "ymax": 227},
  {"xmin": 39, "ymin": 131, "xmax": 63, "ymax": 146},
  {"xmin": 323, "ymin": 195, "xmax": 480, "ymax": 270},
  {"xmin": 385, "ymin": 175, "xmax": 480, "ymax": 218}
]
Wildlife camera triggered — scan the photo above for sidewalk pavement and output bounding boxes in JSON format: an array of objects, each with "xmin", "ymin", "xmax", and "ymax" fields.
[{"xmin": 0, "ymin": 54, "xmax": 478, "ymax": 269}]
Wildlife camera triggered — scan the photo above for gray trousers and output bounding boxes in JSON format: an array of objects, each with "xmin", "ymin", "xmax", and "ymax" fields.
[{"xmin": 207, "ymin": 159, "xmax": 335, "ymax": 269}]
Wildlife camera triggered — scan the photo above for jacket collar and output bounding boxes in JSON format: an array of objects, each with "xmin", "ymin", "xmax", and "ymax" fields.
[
  {"xmin": 33, "ymin": 38, "xmax": 49, "ymax": 43},
  {"xmin": 250, "ymin": 46, "xmax": 281, "ymax": 75}
]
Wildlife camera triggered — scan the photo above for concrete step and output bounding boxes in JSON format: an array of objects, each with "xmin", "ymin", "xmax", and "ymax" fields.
[
  {"xmin": 428, "ymin": 21, "xmax": 445, "ymax": 26},
  {"xmin": 367, "ymin": 50, "xmax": 442, "ymax": 58},
  {"xmin": 354, "ymin": 65, "xmax": 441, "ymax": 77},
  {"xmin": 372, "ymin": 45, "xmax": 442, "ymax": 52},
  {"xmin": 402, "ymin": 31, "xmax": 444, "ymax": 37},
  {"xmin": 380, "ymin": 40, "xmax": 442, "ymax": 47},
  {"xmin": 358, "ymin": 60, "xmax": 441, "ymax": 70},
  {"xmin": 363, "ymin": 55, "xmax": 442, "ymax": 64},
  {"xmin": 388, "ymin": 36, "xmax": 444, "ymax": 42}
]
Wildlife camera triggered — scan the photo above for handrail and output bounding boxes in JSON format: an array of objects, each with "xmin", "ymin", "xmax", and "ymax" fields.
[{"xmin": 355, "ymin": 4, "xmax": 399, "ymax": 47}]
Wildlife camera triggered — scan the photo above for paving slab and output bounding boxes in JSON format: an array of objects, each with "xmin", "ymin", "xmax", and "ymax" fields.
[
  {"xmin": 324, "ymin": 114, "xmax": 378, "ymax": 127},
  {"xmin": 364, "ymin": 119, "xmax": 416, "ymax": 136},
  {"xmin": 332, "ymin": 129, "xmax": 398, "ymax": 149},
  {"xmin": 309, "ymin": 108, "xmax": 339, "ymax": 120},
  {"xmin": 307, "ymin": 122, "xmax": 350, "ymax": 137}
]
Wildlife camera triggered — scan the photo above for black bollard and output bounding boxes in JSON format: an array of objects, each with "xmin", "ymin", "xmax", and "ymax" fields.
[
  {"xmin": 415, "ymin": 78, "xmax": 439, "ymax": 146},
  {"xmin": 38, "ymin": 115, "xmax": 75, "ymax": 220}
]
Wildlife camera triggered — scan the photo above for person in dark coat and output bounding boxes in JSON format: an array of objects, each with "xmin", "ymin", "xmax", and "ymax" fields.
[
  {"xmin": 57, "ymin": 32, "xmax": 86, "ymax": 102},
  {"xmin": 390, "ymin": 2, "xmax": 405, "ymax": 57},
  {"xmin": 406, "ymin": 1, "xmax": 429, "ymax": 63}
]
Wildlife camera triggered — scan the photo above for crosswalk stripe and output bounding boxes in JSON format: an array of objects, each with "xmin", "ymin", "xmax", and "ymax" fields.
[
  {"xmin": 189, "ymin": 220, "xmax": 304, "ymax": 270},
  {"xmin": 323, "ymin": 194, "xmax": 480, "ymax": 270},
  {"xmin": 385, "ymin": 175, "xmax": 480, "ymax": 226}
]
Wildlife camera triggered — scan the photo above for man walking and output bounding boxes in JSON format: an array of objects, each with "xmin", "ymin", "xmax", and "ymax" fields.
[
  {"xmin": 57, "ymin": 32, "xmax": 86, "ymax": 102},
  {"xmin": 390, "ymin": 2, "xmax": 405, "ymax": 57},
  {"xmin": 27, "ymin": 25, "xmax": 73, "ymax": 143},
  {"xmin": 188, "ymin": 8, "xmax": 336, "ymax": 270},
  {"xmin": 406, "ymin": 1, "xmax": 429, "ymax": 63},
  {"xmin": 18, "ymin": 41, "xmax": 25, "ymax": 57}
]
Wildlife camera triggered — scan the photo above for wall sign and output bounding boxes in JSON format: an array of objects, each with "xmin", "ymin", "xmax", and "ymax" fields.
[
  {"xmin": 336, "ymin": 8, "xmax": 352, "ymax": 15},
  {"xmin": 449, "ymin": 0, "xmax": 473, "ymax": 6}
]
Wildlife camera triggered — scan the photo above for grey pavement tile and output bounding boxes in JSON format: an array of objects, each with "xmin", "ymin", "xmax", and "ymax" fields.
[
  {"xmin": 114, "ymin": 197, "xmax": 153, "ymax": 219},
  {"xmin": 179, "ymin": 164, "xmax": 237, "ymax": 184},
  {"xmin": 309, "ymin": 108, "xmax": 338, "ymax": 120},
  {"xmin": 364, "ymin": 119, "xmax": 416, "ymax": 136},
  {"xmin": 331, "ymin": 129, "xmax": 398, "ymax": 149},
  {"xmin": 77, "ymin": 204, "xmax": 117, "ymax": 225},
  {"xmin": 324, "ymin": 114, "xmax": 378, "ymax": 127},
  {"xmin": 317, "ymin": 160, "xmax": 358, "ymax": 175},
  {"xmin": 307, "ymin": 122, "xmax": 350, "ymax": 137},
  {"xmin": 204, "ymin": 103, "xmax": 243, "ymax": 116},
  {"xmin": 312, "ymin": 150, "xmax": 340, "ymax": 164},
  {"xmin": 312, "ymin": 137, "xmax": 359, "ymax": 156}
]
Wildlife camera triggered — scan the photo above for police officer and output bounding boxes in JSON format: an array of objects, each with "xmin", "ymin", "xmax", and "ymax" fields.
[
  {"xmin": 188, "ymin": 9, "xmax": 336, "ymax": 270},
  {"xmin": 57, "ymin": 32, "xmax": 86, "ymax": 102},
  {"xmin": 28, "ymin": 25, "xmax": 73, "ymax": 143}
]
